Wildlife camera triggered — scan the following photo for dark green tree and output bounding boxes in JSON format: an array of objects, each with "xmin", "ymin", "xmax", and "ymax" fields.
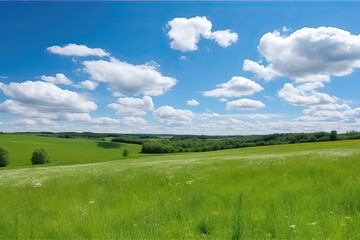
[
  {"xmin": 123, "ymin": 149, "xmax": 129, "ymax": 157},
  {"xmin": 31, "ymin": 148, "xmax": 51, "ymax": 165},
  {"xmin": 0, "ymin": 146, "xmax": 9, "ymax": 167},
  {"xmin": 329, "ymin": 130, "xmax": 338, "ymax": 141}
]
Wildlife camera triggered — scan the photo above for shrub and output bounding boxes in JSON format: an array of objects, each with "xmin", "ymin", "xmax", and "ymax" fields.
[
  {"xmin": 123, "ymin": 149, "xmax": 129, "ymax": 157},
  {"xmin": 31, "ymin": 148, "xmax": 51, "ymax": 165},
  {"xmin": 0, "ymin": 146, "xmax": 9, "ymax": 167}
]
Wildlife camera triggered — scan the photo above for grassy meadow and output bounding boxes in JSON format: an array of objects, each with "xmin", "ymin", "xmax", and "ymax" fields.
[
  {"xmin": 1, "ymin": 134, "xmax": 360, "ymax": 239},
  {"xmin": 0, "ymin": 134, "xmax": 142, "ymax": 168}
]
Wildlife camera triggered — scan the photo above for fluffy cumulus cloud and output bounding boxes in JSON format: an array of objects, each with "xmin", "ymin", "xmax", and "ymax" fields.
[
  {"xmin": 243, "ymin": 27, "xmax": 360, "ymax": 82},
  {"xmin": 0, "ymin": 81, "xmax": 97, "ymax": 120},
  {"xmin": 40, "ymin": 73, "xmax": 73, "ymax": 85},
  {"xmin": 277, "ymin": 81, "xmax": 360, "ymax": 123},
  {"xmin": 83, "ymin": 58, "xmax": 177, "ymax": 96},
  {"xmin": 47, "ymin": 44, "xmax": 109, "ymax": 57},
  {"xmin": 74, "ymin": 80, "xmax": 98, "ymax": 90},
  {"xmin": 167, "ymin": 16, "xmax": 237, "ymax": 52},
  {"xmin": 243, "ymin": 60, "xmax": 279, "ymax": 81},
  {"xmin": 108, "ymin": 96, "xmax": 154, "ymax": 115},
  {"xmin": 203, "ymin": 76, "xmax": 263, "ymax": 98},
  {"xmin": 226, "ymin": 98, "xmax": 265, "ymax": 110},
  {"xmin": 210, "ymin": 30, "xmax": 238, "ymax": 47},
  {"xmin": 122, "ymin": 116, "xmax": 148, "ymax": 126},
  {"xmin": 297, "ymin": 105, "xmax": 360, "ymax": 123},
  {"xmin": 153, "ymin": 105, "xmax": 195, "ymax": 126},
  {"xmin": 278, "ymin": 82, "xmax": 336, "ymax": 106},
  {"xmin": 187, "ymin": 99, "xmax": 199, "ymax": 106}
]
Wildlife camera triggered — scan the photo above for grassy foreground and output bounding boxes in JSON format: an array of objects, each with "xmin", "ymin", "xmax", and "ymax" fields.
[{"xmin": 1, "ymin": 138, "xmax": 360, "ymax": 239}]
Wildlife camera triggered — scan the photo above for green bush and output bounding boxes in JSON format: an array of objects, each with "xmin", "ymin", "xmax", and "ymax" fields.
[
  {"xmin": 31, "ymin": 148, "xmax": 51, "ymax": 165},
  {"xmin": 123, "ymin": 149, "xmax": 129, "ymax": 157},
  {"xmin": 0, "ymin": 146, "xmax": 9, "ymax": 167}
]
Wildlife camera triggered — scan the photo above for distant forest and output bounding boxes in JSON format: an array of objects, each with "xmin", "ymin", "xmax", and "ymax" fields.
[
  {"xmin": 33, "ymin": 130, "xmax": 360, "ymax": 154},
  {"xmin": 113, "ymin": 130, "xmax": 360, "ymax": 153}
]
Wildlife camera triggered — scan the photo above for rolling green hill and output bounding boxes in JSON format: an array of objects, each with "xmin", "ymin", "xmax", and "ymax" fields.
[
  {"xmin": 0, "ymin": 134, "xmax": 142, "ymax": 168},
  {"xmin": 1, "ymin": 135, "xmax": 360, "ymax": 239}
]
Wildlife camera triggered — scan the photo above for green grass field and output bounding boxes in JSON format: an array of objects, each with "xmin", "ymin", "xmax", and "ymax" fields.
[
  {"xmin": 0, "ymin": 134, "xmax": 142, "ymax": 168},
  {"xmin": 1, "ymin": 134, "xmax": 360, "ymax": 239}
]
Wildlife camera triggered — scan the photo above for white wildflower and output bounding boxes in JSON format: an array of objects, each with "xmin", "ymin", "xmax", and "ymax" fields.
[
  {"xmin": 186, "ymin": 180, "xmax": 195, "ymax": 185},
  {"xmin": 32, "ymin": 179, "xmax": 42, "ymax": 188},
  {"xmin": 290, "ymin": 225, "xmax": 296, "ymax": 229},
  {"xmin": 89, "ymin": 200, "xmax": 95, "ymax": 204},
  {"xmin": 307, "ymin": 222, "xmax": 317, "ymax": 226}
]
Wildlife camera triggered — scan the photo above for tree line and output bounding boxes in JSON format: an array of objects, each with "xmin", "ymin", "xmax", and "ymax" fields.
[{"xmin": 140, "ymin": 130, "xmax": 359, "ymax": 153}]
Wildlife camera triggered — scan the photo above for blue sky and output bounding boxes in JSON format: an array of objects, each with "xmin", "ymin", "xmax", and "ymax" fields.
[{"xmin": 1, "ymin": 1, "xmax": 360, "ymax": 135}]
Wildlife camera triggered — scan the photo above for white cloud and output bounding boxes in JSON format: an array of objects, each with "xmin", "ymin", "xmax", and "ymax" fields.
[
  {"xmin": 0, "ymin": 100, "xmax": 44, "ymax": 118},
  {"xmin": 210, "ymin": 30, "xmax": 238, "ymax": 47},
  {"xmin": 226, "ymin": 98, "xmax": 265, "ymax": 110},
  {"xmin": 167, "ymin": 16, "xmax": 237, "ymax": 52},
  {"xmin": 203, "ymin": 76, "xmax": 263, "ymax": 98},
  {"xmin": 64, "ymin": 113, "xmax": 95, "ymax": 122},
  {"xmin": 83, "ymin": 58, "xmax": 177, "ymax": 96},
  {"xmin": 40, "ymin": 73, "xmax": 73, "ymax": 85},
  {"xmin": 12, "ymin": 119, "xmax": 37, "ymax": 125},
  {"xmin": 304, "ymin": 103, "xmax": 351, "ymax": 112},
  {"xmin": 243, "ymin": 60, "xmax": 279, "ymax": 81},
  {"xmin": 296, "ymin": 103, "xmax": 360, "ymax": 123},
  {"xmin": 91, "ymin": 117, "xmax": 121, "ymax": 125},
  {"xmin": 219, "ymin": 98, "xmax": 228, "ymax": 102},
  {"xmin": 108, "ymin": 96, "xmax": 154, "ymax": 115},
  {"xmin": 0, "ymin": 81, "xmax": 97, "ymax": 120},
  {"xmin": 74, "ymin": 80, "xmax": 98, "ymax": 90},
  {"xmin": 282, "ymin": 26, "xmax": 291, "ymax": 32},
  {"xmin": 122, "ymin": 116, "xmax": 148, "ymax": 126},
  {"xmin": 167, "ymin": 16, "xmax": 212, "ymax": 52},
  {"xmin": 39, "ymin": 118, "xmax": 55, "ymax": 125},
  {"xmin": 47, "ymin": 43, "xmax": 109, "ymax": 57},
  {"xmin": 244, "ymin": 27, "xmax": 360, "ymax": 81},
  {"xmin": 153, "ymin": 105, "xmax": 195, "ymax": 126},
  {"xmin": 278, "ymin": 83, "xmax": 336, "ymax": 106},
  {"xmin": 196, "ymin": 112, "xmax": 220, "ymax": 120},
  {"xmin": 187, "ymin": 99, "xmax": 199, "ymax": 106},
  {"xmin": 180, "ymin": 56, "xmax": 187, "ymax": 60}
]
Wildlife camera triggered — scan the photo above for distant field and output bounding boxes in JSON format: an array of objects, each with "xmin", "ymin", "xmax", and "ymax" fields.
[
  {"xmin": 1, "ymin": 136, "xmax": 360, "ymax": 239},
  {"xmin": 0, "ymin": 134, "xmax": 142, "ymax": 168}
]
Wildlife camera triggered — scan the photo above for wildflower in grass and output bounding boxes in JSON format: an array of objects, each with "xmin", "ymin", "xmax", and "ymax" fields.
[
  {"xmin": 89, "ymin": 200, "xmax": 95, "ymax": 204},
  {"xmin": 32, "ymin": 179, "xmax": 42, "ymax": 187},
  {"xmin": 186, "ymin": 180, "xmax": 195, "ymax": 184},
  {"xmin": 307, "ymin": 222, "xmax": 317, "ymax": 226},
  {"xmin": 290, "ymin": 225, "xmax": 296, "ymax": 229},
  {"xmin": 344, "ymin": 216, "xmax": 352, "ymax": 221}
]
